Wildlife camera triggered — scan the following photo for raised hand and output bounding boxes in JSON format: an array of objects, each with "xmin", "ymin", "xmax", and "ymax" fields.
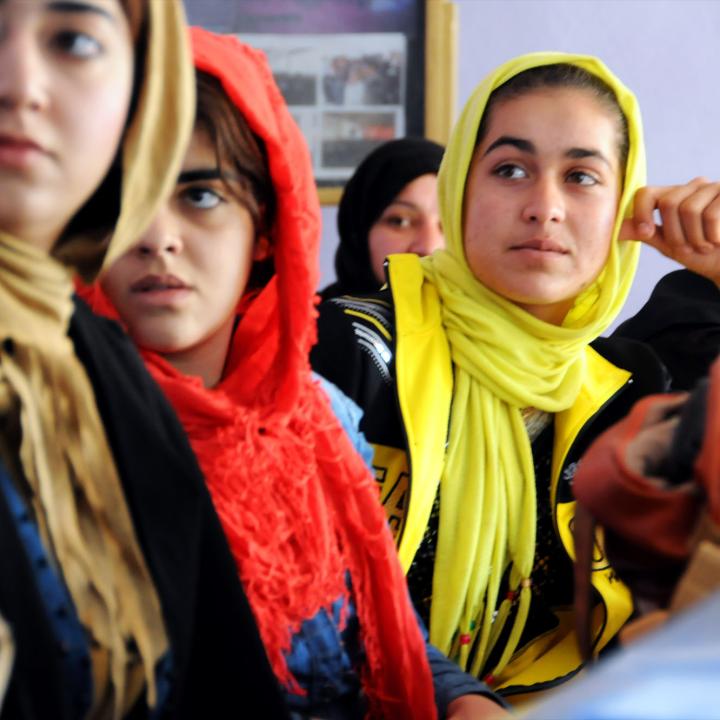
[{"xmin": 619, "ymin": 177, "xmax": 720, "ymax": 284}]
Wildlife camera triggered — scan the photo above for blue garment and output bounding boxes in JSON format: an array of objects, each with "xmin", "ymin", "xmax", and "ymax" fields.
[
  {"xmin": 315, "ymin": 373, "xmax": 374, "ymax": 469},
  {"xmin": 0, "ymin": 460, "xmax": 171, "ymax": 718},
  {"xmin": 283, "ymin": 379, "xmax": 499, "ymax": 718},
  {"xmin": 286, "ymin": 590, "xmax": 365, "ymax": 720},
  {"xmin": 0, "ymin": 461, "xmax": 92, "ymax": 719}
]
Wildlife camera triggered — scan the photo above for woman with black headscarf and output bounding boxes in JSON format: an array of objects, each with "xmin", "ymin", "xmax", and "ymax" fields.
[{"xmin": 320, "ymin": 138, "xmax": 445, "ymax": 300}]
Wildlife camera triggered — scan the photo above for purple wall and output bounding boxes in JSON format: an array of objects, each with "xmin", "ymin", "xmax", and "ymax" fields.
[{"xmin": 319, "ymin": 0, "xmax": 720, "ymax": 328}]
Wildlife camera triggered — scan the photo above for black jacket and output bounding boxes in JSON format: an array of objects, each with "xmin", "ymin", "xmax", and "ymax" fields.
[
  {"xmin": 613, "ymin": 269, "xmax": 720, "ymax": 390},
  {"xmin": 0, "ymin": 298, "xmax": 289, "ymax": 719}
]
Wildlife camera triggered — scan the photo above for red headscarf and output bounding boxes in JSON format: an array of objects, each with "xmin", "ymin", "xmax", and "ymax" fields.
[{"xmin": 82, "ymin": 27, "xmax": 436, "ymax": 719}]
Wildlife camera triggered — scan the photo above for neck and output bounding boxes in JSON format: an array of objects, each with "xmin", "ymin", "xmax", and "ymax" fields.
[
  {"xmin": 161, "ymin": 319, "xmax": 236, "ymax": 388},
  {"xmin": 0, "ymin": 221, "xmax": 64, "ymax": 254},
  {"xmin": 516, "ymin": 298, "xmax": 573, "ymax": 325}
]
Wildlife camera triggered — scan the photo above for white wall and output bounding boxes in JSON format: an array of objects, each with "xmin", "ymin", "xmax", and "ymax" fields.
[{"xmin": 319, "ymin": 0, "xmax": 720, "ymax": 328}]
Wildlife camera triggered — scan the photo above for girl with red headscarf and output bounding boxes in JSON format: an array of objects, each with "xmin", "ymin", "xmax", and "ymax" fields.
[{"xmin": 89, "ymin": 28, "xmax": 504, "ymax": 720}]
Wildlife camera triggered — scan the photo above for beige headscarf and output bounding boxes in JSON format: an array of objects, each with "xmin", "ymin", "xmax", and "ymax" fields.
[{"xmin": 0, "ymin": 1, "xmax": 194, "ymax": 715}]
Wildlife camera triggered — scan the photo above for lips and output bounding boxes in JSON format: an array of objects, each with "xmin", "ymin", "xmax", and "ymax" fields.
[
  {"xmin": 511, "ymin": 238, "xmax": 569, "ymax": 254},
  {"xmin": 131, "ymin": 274, "xmax": 190, "ymax": 293},
  {"xmin": 0, "ymin": 131, "xmax": 49, "ymax": 170},
  {"xmin": 0, "ymin": 131, "xmax": 46, "ymax": 154}
]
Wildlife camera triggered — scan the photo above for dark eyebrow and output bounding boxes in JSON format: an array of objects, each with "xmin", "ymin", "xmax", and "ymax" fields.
[
  {"xmin": 47, "ymin": 1, "xmax": 116, "ymax": 22},
  {"xmin": 484, "ymin": 135, "xmax": 613, "ymax": 168},
  {"xmin": 483, "ymin": 135, "xmax": 535, "ymax": 156},
  {"xmin": 384, "ymin": 200, "xmax": 420, "ymax": 212},
  {"xmin": 178, "ymin": 167, "xmax": 245, "ymax": 185},
  {"xmin": 177, "ymin": 168, "xmax": 223, "ymax": 184},
  {"xmin": 565, "ymin": 147, "xmax": 613, "ymax": 169}
]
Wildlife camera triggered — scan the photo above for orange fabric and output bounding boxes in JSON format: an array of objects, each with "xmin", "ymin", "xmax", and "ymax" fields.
[
  {"xmin": 83, "ymin": 28, "xmax": 436, "ymax": 719},
  {"xmin": 572, "ymin": 393, "xmax": 701, "ymax": 561}
]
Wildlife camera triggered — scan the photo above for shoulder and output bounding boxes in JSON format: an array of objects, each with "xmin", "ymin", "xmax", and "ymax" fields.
[
  {"xmin": 614, "ymin": 270, "xmax": 720, "ymax": 340},
  {"xmin": 583, "ymin": 334, "xmax": 671, "ymax": 435},
  {"xmin": 311, "ymin": 290, "xmax": 396, "ymax": 403},
  {"xmin": 70, "ymin": 295, "xmax": 144, "ymax": 371},
  {"xmin": 313, "ymin": 373, "xmax": 374, "ymax": 469},
  {"xmin": 70, "ymin": 295, "xmax": 169, "ymax": 407},
  {"xmin": 591, "ymin": 334, "xmax": 670, "ymax": 397},
  {"xmin": 317, "ymin": 290, "xmax": 395, "ymax": 341},
  {"xmin": 69, "ymin": 295, "xmax": 197, "ymax": 467}
]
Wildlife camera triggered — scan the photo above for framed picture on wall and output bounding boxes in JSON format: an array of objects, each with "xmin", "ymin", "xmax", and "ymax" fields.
[{"xmin": 183, "ymin": 0, "xmax": 457, "ymax": 203}]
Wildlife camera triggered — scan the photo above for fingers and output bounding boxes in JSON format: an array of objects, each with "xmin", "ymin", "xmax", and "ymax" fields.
[
  {"xmin": 669, "ymin": 179, "xmax": 720, "ymax": 252},
  {"xmin": 627, "ymin": 178, "xmax": 720, "ymax": 254},
  {"xmin": 637, "ymin": 392, "xmax": 688, "ymax": 429}
]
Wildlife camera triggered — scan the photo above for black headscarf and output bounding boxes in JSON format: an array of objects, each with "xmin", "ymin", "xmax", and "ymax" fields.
[{"xmin": 320, "ymin": 138, "xmax": 444, "ymax": 300}]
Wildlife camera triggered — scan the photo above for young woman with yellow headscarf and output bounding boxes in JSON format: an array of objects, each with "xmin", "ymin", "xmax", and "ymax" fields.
[
  {"xmin": 0, "ymin": 2, "xmax": 287, "ymax": 717},
  {"xmin": 312, "ymin": 51, "xmax": 720, "ymax": 702}
]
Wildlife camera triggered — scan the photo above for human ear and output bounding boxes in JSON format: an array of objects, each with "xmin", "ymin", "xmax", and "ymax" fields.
[{"xmin": 253, "ymin": 234, "xmax": 273, "ymax": 262}]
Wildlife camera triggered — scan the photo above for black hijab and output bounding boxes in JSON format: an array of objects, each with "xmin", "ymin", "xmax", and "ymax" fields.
[{"xmin": 320, "ymin": 138, "xmax": 444, "ymax": 300}]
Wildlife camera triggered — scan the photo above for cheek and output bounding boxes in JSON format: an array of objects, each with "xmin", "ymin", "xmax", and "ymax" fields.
[
  {"xmin": 205, "ymin": 239, "xmax": 255, "ymax": 309},
  {"xmin": 94, "ymin": 92, "xmax": 131, "ymax": 143},
  {"xmin": 586, "ymin": 203, "xmax": 618, "ymax": 266},
  {"xmin": 63, "ymin": 73, "xmax": 133, "ymax": 182},
  {"xmin": 99, "ymin": 263, "xmax": 128, "ymax": 308},
  {"xmin": 368, "ymin": 228, "xmax": 398, "ymax": 277},
  {"xmin": 463, "ymin": 203, "xmax": 497, "ymax": 262}
]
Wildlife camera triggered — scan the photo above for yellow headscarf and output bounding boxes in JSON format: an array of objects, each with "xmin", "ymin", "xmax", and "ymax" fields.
[
  {"xmin": 422, "ymin": 52, "xmax": 646, "ymax": 676},
  {"xmin": 0, "ymin": 1, "xmax": 194, "ymax": 715}
]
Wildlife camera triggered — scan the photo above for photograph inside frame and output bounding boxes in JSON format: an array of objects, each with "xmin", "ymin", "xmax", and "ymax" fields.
[
  {"xmin": 183, "ymin": 0, "xmax": 425, "ymax": 187},
  {"xmin": 245, "ymin": 32, "xmax": 406, "ymax": 182}
]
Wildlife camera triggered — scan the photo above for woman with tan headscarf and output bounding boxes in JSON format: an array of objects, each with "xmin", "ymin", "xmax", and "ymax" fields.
[{"xmin": 0, "ymin": 2, "xmax": 287, "ymax": 718}]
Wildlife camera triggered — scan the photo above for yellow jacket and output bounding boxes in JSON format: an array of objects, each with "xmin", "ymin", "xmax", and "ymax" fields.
[{"xmin": 312, "ymin": 254, "xmax": 669, "ymax": 697}]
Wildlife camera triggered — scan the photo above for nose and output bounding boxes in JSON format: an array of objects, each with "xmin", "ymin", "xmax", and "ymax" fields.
[
  {"xmin": 135, "ymin": 210, "xmax": 183, "ymax": 257},
  {"xmin": 0, "ymin": 26, "xmax": 51, "ymax": 113},
  {"xmin": 521, "ymin": 177, "xmax": 566, "ymax": 224},
  {"xmin": 409, "ymin": 215, "xmax": 445, "ymax": 256}
]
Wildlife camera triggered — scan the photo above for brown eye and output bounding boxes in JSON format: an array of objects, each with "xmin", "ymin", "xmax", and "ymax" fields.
[
  {"xmin": 384, "ymin": 215, "xmax": 412, "ymax": 229},
  {"xmin": 494, "ymin": 163, "xmax": 527, "ymax": 180},
  {"xmin": 566, "ymin": 170, "xmax": 599, "ymax": 186},
  {"xmin": 52, "ymin": 30, "xmax": 103, "ymax": 58},
  {"xmin": 180, "ymin": 187, "xmax": 224, "ymax": 210}
]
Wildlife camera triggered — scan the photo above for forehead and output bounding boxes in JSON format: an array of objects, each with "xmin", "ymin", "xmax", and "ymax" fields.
[
  {"xmin": 181, "ymin": 128, "xmax": 219, "ymax": 168},
  {"xmin": 480, "ymin": 86, "xmax": 620, "ymax": 155},
  {"xmin": 391, "ymin": 173, "xmax": 438, "ymax": 205},
  {"xmin": 0, "ymin": 0, "xmax": 126, "ymax": 18}
]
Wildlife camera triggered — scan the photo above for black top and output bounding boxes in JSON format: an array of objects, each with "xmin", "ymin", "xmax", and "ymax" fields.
[
  {"xmin": 0, "ymin": 297, "xmax": 289, "ymax": 719},
  {"xmin": 405, "ymin": 423, "xmax": 574, "ymax": 676},
  {"xmin": 613, "ymin": 269, "xmax": 720, "ymax": 390}
]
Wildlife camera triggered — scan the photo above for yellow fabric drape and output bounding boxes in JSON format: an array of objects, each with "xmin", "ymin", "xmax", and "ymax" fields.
[
  {"xmin": 0, "ymin": 0, "xmax": 195, "ymax": 715},
  {"xmin": 421, "ymin": 52, "xmax": 646, "ymax": 675},
  {"xmin": 0, "ymin": 234, "xmax": 168, "ymax": 715}
]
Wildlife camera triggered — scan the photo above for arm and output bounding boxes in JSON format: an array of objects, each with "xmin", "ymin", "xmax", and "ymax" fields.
[{"xmin": 427, "ymin": 642, "xmax": 510, "ymax": 719}]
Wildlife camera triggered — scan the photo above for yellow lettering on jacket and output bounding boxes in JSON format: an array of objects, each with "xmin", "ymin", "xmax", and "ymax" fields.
[{"xmin": 371, "ymin": 443, "xmax": 409, "ymax": 540}]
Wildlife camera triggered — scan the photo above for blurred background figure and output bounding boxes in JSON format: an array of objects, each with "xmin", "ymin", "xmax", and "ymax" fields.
[{"xmin": 320, "ymin": 137, "xmax": 445, "ymax": 300}]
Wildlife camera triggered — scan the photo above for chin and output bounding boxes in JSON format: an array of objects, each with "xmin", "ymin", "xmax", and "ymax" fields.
[{"xmin": 132, "ymin": 327, "xmax": 189, "ymax": 356}]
